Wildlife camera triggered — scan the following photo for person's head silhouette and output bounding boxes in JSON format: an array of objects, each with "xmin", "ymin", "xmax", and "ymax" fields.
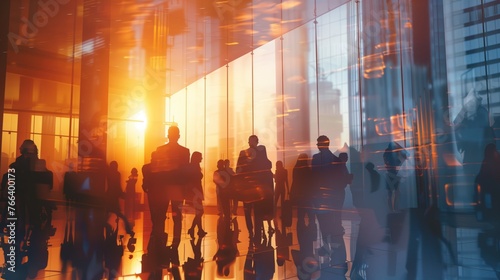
[
  {"xmin": 316, "ymin": 135, "xmax": 330, "ymax": 151},
  {"xmin": 168, "ymin": 126, "xmax": 181, "ymax": 143},
  {"xmin": 248, "ymin": 135, "xmax": 258, "ymax": 148}
]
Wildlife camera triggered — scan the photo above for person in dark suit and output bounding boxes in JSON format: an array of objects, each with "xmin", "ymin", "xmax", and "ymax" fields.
[
  {"xmin": 148, "ymin": 125, "xmax": 190, "ymax": 249},
  {"xmin": 311, "ymin": 135, "xmax": 347, "ymax": 274},
  {"xmin": 236, "ymin": 135, "xmax": 274, "ymax": 246}
]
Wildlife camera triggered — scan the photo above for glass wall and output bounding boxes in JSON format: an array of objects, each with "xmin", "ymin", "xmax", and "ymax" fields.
[{"xmin": 3, "ymin": 0, "xmax": 500, "ymax": 279}]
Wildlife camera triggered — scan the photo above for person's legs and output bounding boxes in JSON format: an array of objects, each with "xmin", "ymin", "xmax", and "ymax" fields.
[
  {"xmin": 232, "ymin": 199, "xmax": 238, "ymax": 215},
  {"xmin": 244, "ymin": 202, "xmax": 254, "ymax": 240},
  {"xmin": 148, "ymin": 187, "xmax": 168, "ymax": 238},
  {"xmin": 171, "ymin": 200, "xmax": 183, "ymax": 245}
]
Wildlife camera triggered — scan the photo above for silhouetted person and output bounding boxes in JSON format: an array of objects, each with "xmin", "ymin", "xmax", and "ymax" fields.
[
  {"xmin": 454, "ymin": 90, "xmax": 494, "ymax": 180},
  {"xmin": 149, "ymin": 125, "xmax": 190, "ymax": 248},
  {"xmin": 224, "ymin": 159, "xmax": 238, "ymax": 215},
  {"xmin": 365, "ymin": 162, "xmax": 381, "ymax": 193},
  {"xmin": 383, "ymin": 141, "xmax": 408, "ymax": 212},
  {"xmin": 0, "ymin": 140, "xmax": 53, "ymax": 279},
  {"xmin": 236, "ymin": 135, "xmax": 274, "ymax": 246},
  {"xmin": 124, "ymin": 167, "xmax": 138, "ymax": 226},
  {"xmin": 290, "ymin": 153, "xmax": 313, "ymax": 232},
  {"xmin": 106, "ymin": 161, "xmax": 135, "ymax": 240},
  {"xmin": 475, "ymin": 143, "xmax": 500, "ymax": 221},
  {"xmin": 274, "ymin": 160, "xmax": 290, "ymax": 211},
  {"xmin": 186, "ymin": 151, "xmax": 206, "ymax": 239},
  {"xmin": 214, "ymin": 159, "xmax": 232, "ymax": 220},
  {"xmin": 338, "ymin": 152, "xmax": 353, "ymax": 207},
  {"xmin": 311, "ymin": 135, "xmax": 347, "ymax": 274}
]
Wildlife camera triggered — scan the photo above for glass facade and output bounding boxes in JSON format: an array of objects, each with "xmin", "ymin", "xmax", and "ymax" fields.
[{"xmin": 2, "ymin": 0, "xmax": 500, "ymax": 279}]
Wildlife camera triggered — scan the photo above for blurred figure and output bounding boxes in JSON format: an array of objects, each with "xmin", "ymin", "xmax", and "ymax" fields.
[
  {"xmin": 124, "ymin": 167, "xmax": 138, "ymax": 226},
  {"xmin": 213, "ymin": 216, "xmax": 240, "ymax": 277},
  {"xmin": 454, "ymin": 89, "xmax": 494, "ymax": 180},
  {"xmin": 0, "ymin": 140, "xmax": 53, "ymax": 279},
  {"xmin": 311, "ymin": 135, "xmax": 347, "ymax": 275},
  {"xmin": 290, "ymin": 153, "xmax": 313, "ymax": 232},
  {"xmin": 274, "ymin": 160, "xmax": 289, "ymax": 210},
  {"xmin": 475, "ymin": 143, "xmax": 500, "ymax": 221},
  {"xmin": 235, "ymin": 135, "xmax": 274, "ymax": 246},
  {"xmin": 106, "ymin": 161, "xmax": 135, "ymax": 240},
  {"xmin": 383, "ymin": 141, "xmax": 408, "ymax": 212},
  {"xmin": 214, "ymin": 159, "xmax": 232, "ymax": 220},
  {"xmin": 186, "ymin": 152, "xmax": 206, "ymax": 239},
  {"xmin": 224, "ymin": 159, "xmax": 238, "ymax": 215}
]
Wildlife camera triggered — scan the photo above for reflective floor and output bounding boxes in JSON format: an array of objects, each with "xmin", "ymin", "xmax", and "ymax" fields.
[{"xmin": 1, "ymin": 192, "xmax": 500, "ymax": 280}]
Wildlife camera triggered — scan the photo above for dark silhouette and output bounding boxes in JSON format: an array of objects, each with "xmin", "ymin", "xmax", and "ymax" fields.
[
  {"xmin": 106, "ymin": 161, "xmax": 135, "ymax": 240},
  {"xmin": 235, "ymin": 135, "xmax": 274, "ymax": 246},
  {"xmin": 290, "ymin": 153, "xmax": 314, "ymax": 233},
  {"xmin": 349, "ymin": 162, "xmax": 386, "ymax": 280},
  {"xmin": 311, "ymin": 135, "xmax": 347, "ymax": 275},
  {"xmin": 383, "ymin": 141, "xmax": 408, "ymax": 212},
  {"xmin": 148, "ymin": 125, "xmax": 190, "ymax": 249},
  {"xmin": 474, "ymin": 143, "xmax": 500, "ymax": 221},
  {"xmin": 186, "ymin": 151, "xmax": 206, "ymax": 239},
  {"xmin": 454, "ymin": 90, "xmax": 494, "ymax": 180},
  {"xmin": 254, "ymin": 229, "xmax": 276, "ymax": 279},
  {"xmin": 183, "ymin": 236, "xmax": 205, "ymax": 280},
  {"xmin": 214, "ymin": 159, "xmax": 232, "ymax": 220},
  {"xmin": 224, "ymin": 159, "xmax": 238, "ymax": 215},
  {"xmin": 274, "ymin": 160, "xmax": 290, "ymax": 209},
  {"xmin": 213, "ymin": 217, "xmax": 240, "ymax": 277},
  {"xmin": 103, "ymin": 219, "xmax": 124, "ymax": 279},
  {"xmin": 275, "ymin": 225, "xmax": 292, "ymax": 267},
  {"xmin": 0, "ymin": 140, "xmax": 54, "ymax": 280},
  {"xmin": 365, "ymin": 162, "xmax": 381, "ymax": 193},
  {"xmin": 124, "ymin": 167, "xmax": 138, "ymax": 226}
]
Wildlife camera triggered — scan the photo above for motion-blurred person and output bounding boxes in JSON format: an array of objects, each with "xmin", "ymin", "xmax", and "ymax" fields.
[{"xmin": 311, "ymin": 135, "xmax": 347, "ymax": 274}]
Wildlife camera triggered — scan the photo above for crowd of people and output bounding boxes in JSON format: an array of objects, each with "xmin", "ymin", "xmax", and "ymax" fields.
[{"xmin": 2, "ymin": 120, "xmax": 499, "ymax": 279}]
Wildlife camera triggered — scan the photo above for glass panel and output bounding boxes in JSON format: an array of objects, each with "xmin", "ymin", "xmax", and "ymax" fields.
[
  {"xmin": 228, "ymin": 53, "xmax": 253, "ymax": 164},
  {"xmin": 205, "ymin": 67, "xmax": 228, "ymax": 206}
]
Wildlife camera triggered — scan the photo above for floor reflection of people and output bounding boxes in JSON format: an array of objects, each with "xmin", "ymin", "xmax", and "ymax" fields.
[
  {"xmin": 183, "ymin": 237, "xmax": 205, "ymax": 280},
  {"xmin": 254, "ymin": 229, "xmax": 275, "ymax": 280},
  {"xmin": 213, "ymin": 217, "xmax": 240, "ymax": 277},
  {"xmin": 103, "ymin": 219, "xmax": 124, "ymax": 279}
]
